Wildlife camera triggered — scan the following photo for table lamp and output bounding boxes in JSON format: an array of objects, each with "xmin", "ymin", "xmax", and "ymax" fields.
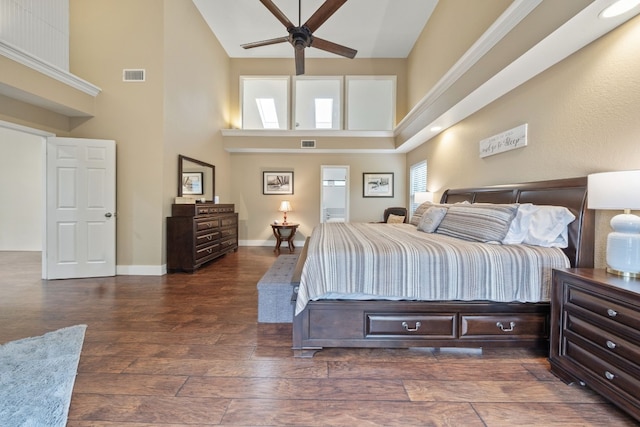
[
  {"xmin": 588, "ymin": 170, "xmax": 640, "ymax": 277},
  {"xmin": 414, "ymin": 191, "xmax": 434, "ymax": 205},
  {"xmin": 279, "ymin": 200, "xmax": 292, "ymax": 224}
]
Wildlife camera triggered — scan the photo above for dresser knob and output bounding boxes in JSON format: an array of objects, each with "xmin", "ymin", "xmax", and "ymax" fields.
[
  {"xmin": 606, "ymin": 340, "xmax": 617, "ymax": 349},
  {"xmin": 607, "ymin": 308, "xmax": 617, "ymax": 317},
  {"xmin": 605, "ymin": 371, "xmax": 615, "ymax": 381}
]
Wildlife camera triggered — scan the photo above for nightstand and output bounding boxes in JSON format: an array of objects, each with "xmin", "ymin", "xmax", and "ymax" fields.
[
  {"xmin": 270, "ymin": 223, "xmax": 299, "ymax": 253},
  {"xmin": 550, "ymin": 268, "xmax": 640, "ymax": 422}
]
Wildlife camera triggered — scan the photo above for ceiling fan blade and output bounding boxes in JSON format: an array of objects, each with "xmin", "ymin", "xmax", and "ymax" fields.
[
  {"xmin": 295, "ymin": 46, "xmax": 305, "ymax": 75},
  {"xmin": 241, "ymin": 36, "xmax": 289, "ymax": 50},
  {"xmin": 259, "ymin": 0, "xmax": 294, "ymax": 30},
  {"xmin": 311, "ymin": 37, "xmax": 357, "ymax": 59},
  {"xmin": 303, "ymin": 0, "xmax": 348, "ymax": 33}
]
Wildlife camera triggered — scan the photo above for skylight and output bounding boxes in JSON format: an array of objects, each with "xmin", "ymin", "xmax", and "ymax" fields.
[
  {"xmin": 256, "ymin": 98, "xmax": 280, "ymax": 129},
  {"xmin": 314, "ymin": 98, "xmax": 333, "ymax": 129}
]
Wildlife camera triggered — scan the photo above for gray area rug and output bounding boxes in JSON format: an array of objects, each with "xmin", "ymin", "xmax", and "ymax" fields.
[{"xmin": 0, "ymin": 324, "xmax": 87, "ymax": 427}]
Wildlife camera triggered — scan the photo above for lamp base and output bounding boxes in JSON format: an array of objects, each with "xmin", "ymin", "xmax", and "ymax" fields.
[{"xmin": 606, "ymin": 266, "xmax": 640, "ymax": 279}]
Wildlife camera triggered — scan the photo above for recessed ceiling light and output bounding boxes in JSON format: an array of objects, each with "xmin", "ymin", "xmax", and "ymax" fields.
[
  {"xmin": 600, "ymin": 0, "xmax": 640, "ymax": 18},
  {"xmin": 430, "ymin": 126, "xmax": 442, "ymax": 132}
]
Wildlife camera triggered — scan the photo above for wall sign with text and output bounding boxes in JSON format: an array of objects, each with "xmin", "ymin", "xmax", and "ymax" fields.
[{"xmin": 479, "ymin": 124, "xmax": 528, "ymax": 158}]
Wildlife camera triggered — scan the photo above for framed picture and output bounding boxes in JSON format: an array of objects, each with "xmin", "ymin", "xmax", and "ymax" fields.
[
  {"xmin": 363, "ymin": 172, "xmax": 394, "ymax": 197},
  {"xmin": 263, "ymin": 171, "xmax": 294, "ymax": 195},
  {"xmin": 182, "ymin": 172, "xmax": 204, "ymax": 195}
]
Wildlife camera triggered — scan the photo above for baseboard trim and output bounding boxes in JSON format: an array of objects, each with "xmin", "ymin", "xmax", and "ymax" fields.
[{"xmin": 116, "ymin": 264, "xmax": 166, "ymax": 276}]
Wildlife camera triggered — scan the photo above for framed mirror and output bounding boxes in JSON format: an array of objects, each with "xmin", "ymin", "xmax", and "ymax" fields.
[{"xmin": 178, "ymin": 155, "xmax": 215, "ymax": 201}]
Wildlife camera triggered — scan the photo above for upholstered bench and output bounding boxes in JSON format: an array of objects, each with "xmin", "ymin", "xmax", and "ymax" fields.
[{"xmin": 257, "ymin": 254, "xmax": 299, "ymax": 323}]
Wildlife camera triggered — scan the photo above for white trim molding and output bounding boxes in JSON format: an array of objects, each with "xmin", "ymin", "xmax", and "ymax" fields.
[{"xmin": 0, "ymin": 40, "xmax": 101, "ymax": 97}]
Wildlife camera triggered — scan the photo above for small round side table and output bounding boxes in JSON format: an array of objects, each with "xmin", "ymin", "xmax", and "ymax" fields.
[{"xmin": 270, "ymin": 223, "xmax": 299, "ymax": 252}]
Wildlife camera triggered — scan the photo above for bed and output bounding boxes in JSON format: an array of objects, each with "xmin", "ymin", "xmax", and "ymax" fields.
[{"xmin": 291, "ymin": 177, "xmax": 595, "ymax": 357}]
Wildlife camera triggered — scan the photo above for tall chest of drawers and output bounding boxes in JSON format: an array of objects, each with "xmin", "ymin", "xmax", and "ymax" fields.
[
  {"xmin": 167, "ymin": 203, "xmax": 238, "ymax": 273},
  {"xmin": 550, "ymin": 268, "xmax": 640, "ymax": 421}
]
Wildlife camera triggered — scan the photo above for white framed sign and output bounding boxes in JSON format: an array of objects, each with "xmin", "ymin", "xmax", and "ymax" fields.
[{"xmin": 479, "ymin": 124, "xmax": 528, "ymax": 158}]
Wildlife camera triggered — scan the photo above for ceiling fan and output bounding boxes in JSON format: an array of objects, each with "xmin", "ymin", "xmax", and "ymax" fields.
[{"xmin": 241, "ymin": 0, "xmax": 357, "ymax": 75}]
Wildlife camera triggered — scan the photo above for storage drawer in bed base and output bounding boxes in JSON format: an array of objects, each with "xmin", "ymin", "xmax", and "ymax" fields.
[{"xmin": 293, "ymin": 300, "xmax": 551, "ymax": 357}]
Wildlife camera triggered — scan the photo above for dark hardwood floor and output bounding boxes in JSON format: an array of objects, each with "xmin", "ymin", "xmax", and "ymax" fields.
[{"xmin": 0, "ymin": 248, "xmax": 636, "ymax": 426}]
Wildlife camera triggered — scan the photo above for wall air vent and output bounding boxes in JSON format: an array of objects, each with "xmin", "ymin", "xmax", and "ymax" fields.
[
  {"xmin": 123, "ymin": 69, "xmax": 146, "ymax": 82},
  {"xmin": 301, "ymin": 140, "xmax": 316, "ymax": 148}
]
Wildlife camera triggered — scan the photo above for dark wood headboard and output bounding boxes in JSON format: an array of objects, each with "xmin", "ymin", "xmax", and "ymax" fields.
[{"xmin": 441, "ymin": 177, "xmax": 595, "ymax": 268}]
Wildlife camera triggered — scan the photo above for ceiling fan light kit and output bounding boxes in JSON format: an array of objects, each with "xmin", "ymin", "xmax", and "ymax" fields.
[{"xmin": 241, "ymin": 0, "xmax": 357, "ymax": 75}]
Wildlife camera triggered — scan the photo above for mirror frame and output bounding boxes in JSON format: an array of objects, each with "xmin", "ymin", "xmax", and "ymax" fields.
[{"xmin": 178, "ymin": 155, "xmax": 215, "ymax": 199}]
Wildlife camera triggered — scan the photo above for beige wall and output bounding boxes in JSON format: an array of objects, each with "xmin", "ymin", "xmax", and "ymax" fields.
[
  {"xmin": 230, "ymin": 152, "xmax": 406, "ymax": 245},
  {"xmin": 67, "ymin": 0, "xmax": 230, "ymax": 268},
  {"xmin": 226, "ymin": 57, "xmax": 408, "ymax": 244},
  {"xmin": 406, "ymin": 14, "xmax": 640, "ymax": 268},
  {"xmin": 406, "ymin": 0, "xmax": 510, "ymax": 111}
]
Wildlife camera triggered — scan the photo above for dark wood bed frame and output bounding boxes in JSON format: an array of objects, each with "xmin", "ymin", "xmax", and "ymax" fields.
[{"xmin": 292, "ymin": 177, "xmax": 595, "ymax": 357}]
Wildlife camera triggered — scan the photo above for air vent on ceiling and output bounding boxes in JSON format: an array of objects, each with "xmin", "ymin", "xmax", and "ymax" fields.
[
  {"xmin": 123, "ymin": 69, "xmax": 146, "ymax": 82},
  {"xmin": 301, "ymin": 140, "xmax": 316, "ymax": 148}
]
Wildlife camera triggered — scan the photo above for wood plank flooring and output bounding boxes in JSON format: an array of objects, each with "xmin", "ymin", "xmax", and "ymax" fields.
[{"xmin": 0, "ymin": 248, "xmax": 637, "ymax": 426}]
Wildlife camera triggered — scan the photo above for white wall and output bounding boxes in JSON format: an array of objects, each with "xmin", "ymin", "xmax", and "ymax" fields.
[
  {"xmin": 0, "ymin": 127, "xmax": 43, "ymax": 250},
  {"xmin": 0, "ymin": 0, "xmax": 69, "ymax": 70}
]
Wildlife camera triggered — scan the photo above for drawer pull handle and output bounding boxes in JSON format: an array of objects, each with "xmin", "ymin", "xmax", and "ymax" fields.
[
  {"xmin": 605, "ymin": 371, "xmax": 615, "ymax": 381},
  {"xmin": 607, "ymin": 308, "xmax": 617, "ymax": 317},
  {"xmin": 401, "ymin": 321, "xmax": 421, "ymax": 332},
  {"xmin": 496, "ymin": 321, "xmax": 516, "ymax": 332},
  {"xmin": 606, "ymin": 340, "xmax": 617, "ymax": 349},
  {"xmin": 207, "ymin": 235, "xmax": 213, "ymax": 240}
]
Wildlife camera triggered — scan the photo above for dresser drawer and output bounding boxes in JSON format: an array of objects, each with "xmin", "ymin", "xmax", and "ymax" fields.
[
  {"xmin": 567, "ymin": 287, "xmax": 640, "ymax": 331},
  {"xmin": 195, "ymin": 243, "xmax": 221, "ymax": 262},
  {"xmin": 366, "ymin": 313, "xmax": 456, "ymax": 338},
  {"xmin": 195, "ymin": 218, "xmax": 220, "ymax": 231},
  {"xmin": 461, "ymin": 313, "xmax": 548, "ymax": 339},
  {"xmin": 566, "ymin": 314, "xmax": 640, "ymax": 365},
  {"xmin": 566, "ymin": 338, "xmax": 640, "ymax": 399},
  {"xmin": 219, "ymin": 237, "xmax": 237, "ymax": 249},
  {"xmin": 195, "ymin": 231, "xmax": 220, "ymax": 247},
  {"xmin": 220, "ymin": 216, "xmax": 237, "ymax": 227}
]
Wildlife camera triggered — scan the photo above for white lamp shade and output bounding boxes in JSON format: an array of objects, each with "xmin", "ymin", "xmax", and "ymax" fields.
[
  {"xmin": 588, "ymin": 170, "xmax": 640, "ymax": 210},
  {"xmin": 278, "ymin": 201, "xmax": 292, "ymax": 212},
  {"xmin": 588, "ymin": 170, "xmax": 640, "ymax": 277},
  {"xmin": 414, "ymin": 192, "xmax": 434, "ymax": 204}
]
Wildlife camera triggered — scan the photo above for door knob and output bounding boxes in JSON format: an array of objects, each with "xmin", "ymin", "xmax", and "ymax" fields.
[{"xmin": 105, "ymin": 212, "xmax": 113, "ymax": 218}]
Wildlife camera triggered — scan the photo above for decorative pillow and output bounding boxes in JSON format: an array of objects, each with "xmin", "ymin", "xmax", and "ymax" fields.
[
  {"xmin": 386, "ymin": 214, "xmax": 405, "ymax": 224},
  {"xmin": 435, "ymin": 204, "xmax": 518, "ymax": 243},
  {"xmin": 410, "ymin": 201, "xmax": 434, "ymax": 226},
  {"xmin": 417, "ymin": 206, "xmax": 448, "ymax": 233}
]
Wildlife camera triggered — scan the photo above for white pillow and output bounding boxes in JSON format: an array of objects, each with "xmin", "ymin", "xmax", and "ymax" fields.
[
  {"xmin": 502, "ymin": 203, "xmax": 535, "ymax": 244},
  {"xmin": 503, "ymin": 204, "xmax": 575, "ymax": 247},
  {"xmin": 523, "ymin": 205, "xmax": 575, "ymax": 248}
]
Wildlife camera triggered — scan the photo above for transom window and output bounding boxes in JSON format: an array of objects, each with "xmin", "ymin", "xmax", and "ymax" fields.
[{"xmin": 240, "ymin": 75, "xmax": 396, "ymax": 131}]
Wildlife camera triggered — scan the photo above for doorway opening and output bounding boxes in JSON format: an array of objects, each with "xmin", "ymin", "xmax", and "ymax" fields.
[{"xmin": 320, "ymin": 165, "xmax": 349, "ymax": 223}]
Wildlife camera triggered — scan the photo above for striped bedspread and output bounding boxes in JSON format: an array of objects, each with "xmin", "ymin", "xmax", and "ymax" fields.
[{"xmin": 295, "ymin": 222, "xmax": 570, "ymax": 315}]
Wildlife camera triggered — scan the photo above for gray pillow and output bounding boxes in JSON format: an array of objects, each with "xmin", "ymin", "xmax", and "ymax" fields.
[
  {"xmin": 410, "ymin": 201, "xmax": 434, "ymax": 226},
  {"xmin": 417, "ymin": 206, "xmax": 448, "ymax": 233},
  {"xmin": 435, "ymin": 204, "xmax": 518, "ymax": 243}
]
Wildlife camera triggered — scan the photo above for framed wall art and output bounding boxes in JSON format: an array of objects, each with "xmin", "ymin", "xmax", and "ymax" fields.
[
  {"xmin": 263, "ymin": 171, "xmax": 294, "ymax": 195},
  {"xmin": 182, "ymin": 172, "xmax": 204, "ymax": 195},
  {"xmin": 363, "ymin": 172, "xmax": 394, "ymax": 197}
]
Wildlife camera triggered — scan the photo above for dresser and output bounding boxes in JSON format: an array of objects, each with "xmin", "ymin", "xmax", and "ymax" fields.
[
  {"xmin": 550, "ymin": 268, "xmax": 640, "ymax": 421},
  {"xmin": 167, "ymin": 203, "xmax": 238, "ymax": 272}
]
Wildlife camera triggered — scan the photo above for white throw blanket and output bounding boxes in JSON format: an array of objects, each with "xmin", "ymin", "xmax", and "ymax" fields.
[{"xmin": 296, "ymin": 223, "xmax": 570, "ymax": 315}]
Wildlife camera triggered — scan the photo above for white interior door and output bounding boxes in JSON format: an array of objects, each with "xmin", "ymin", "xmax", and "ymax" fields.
[{"xmin": 45, "ymin": 137, "xmax": 116, "ymax": 279}]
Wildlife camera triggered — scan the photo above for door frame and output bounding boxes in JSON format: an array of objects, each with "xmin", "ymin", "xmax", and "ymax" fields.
[
  {"xmin": 0, "ymin": 120, "xmax": 53, "ymax": 279},
  {"xmin": 320, "ymin": 165, "xmax": 350, "ymax": 223}
]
